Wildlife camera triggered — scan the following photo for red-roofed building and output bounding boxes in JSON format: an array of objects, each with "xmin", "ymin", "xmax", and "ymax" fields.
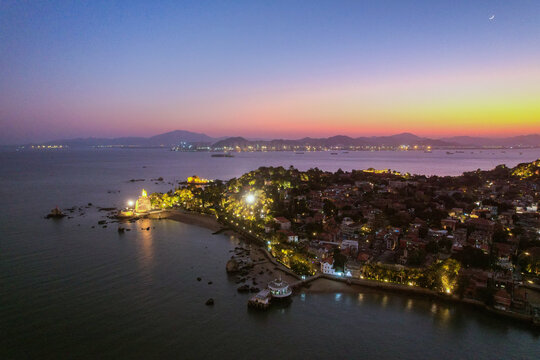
[
  {"xmin": 321, "ymin": 257, "xmax": 335, "ymax": 275},
  {"xmin": 278, "ymin": 230, "xmax": 298, "ymax": 243},
  {"xmin": 274, "ymin": 217, "xmax": 291, "ymax": 230}
]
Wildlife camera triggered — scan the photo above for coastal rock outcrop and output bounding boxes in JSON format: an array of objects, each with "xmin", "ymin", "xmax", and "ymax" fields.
[
  {"xmin": 237, "ymin": 284, "xmax": 250, "ymax": 293},
  {"xmin": 46, "ymin": 207, "xmax": 66, "ymax": 219},
  {"xmin": 226, "ymin": 259, "xmax": 239, "ymax": 273}
]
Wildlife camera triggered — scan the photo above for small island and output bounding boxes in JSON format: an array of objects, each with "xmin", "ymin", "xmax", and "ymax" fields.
[{"xmin": 120, "ymin": 160, "xmax": 540, "ymax": 324}]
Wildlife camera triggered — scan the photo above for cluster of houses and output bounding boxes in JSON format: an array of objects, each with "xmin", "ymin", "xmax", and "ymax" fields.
[{"xmin": 259, "ymin": 166, "xmax": 540, "ymax": 315}]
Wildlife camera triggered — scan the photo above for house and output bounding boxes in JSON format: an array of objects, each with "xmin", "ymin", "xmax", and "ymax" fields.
[
  {"xmin": 441, "ymin": 218, "xmax": 457, "ymax": 231},
  {"xmin": 466, "ymin": 218, "xmax": 496, "ymax": 233},
  {"xmin": 344, "ymin": 261, "xmax": 362, "ymax": 278},
  {"xmin": 493, "ymin": 242, "xmax": 515, "ymax": 270},
  {"xmin": 274, "ymin": 217, "xmax": 291, "ymax": 230},
  {"xmin": 463, "ymin": 270, "xmax": 489, "ymax": 299},
  {"xmin": 279, "ymin": 230, "xmax": 298, "ymax": 243},
  {"xmin": 341, "ymin": 239, "xmax": 359, "ymax": 251},
  {"xmin": 384, "ymin": 232, "xmax": 399, "ymax": 251},
  {"xmin": 341, "ymin": 222, "xmax": 363, "ymax": 238},
  {"xmin": 357, "ymin": 252, "xmax": 371, "ymax": 263},
  {"xmin": 321, "ymin": 257, "xmax": 335, "ymax": 275}
]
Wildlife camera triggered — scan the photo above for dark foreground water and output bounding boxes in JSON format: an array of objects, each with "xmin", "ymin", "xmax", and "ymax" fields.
[{"xmin": 1, "ymin": 149, "xmax": 540, "ymax": 359}]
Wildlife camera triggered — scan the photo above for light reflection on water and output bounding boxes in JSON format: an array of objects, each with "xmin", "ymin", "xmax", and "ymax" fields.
[
  {"xmin": 136, "ymin": 219, "xmax": 155, "ymax": 272},
  {"xmin": 406, "ymin": 298, "xmax": 413, "ymax": 311},
  {"xmin": 381, "ymin": 295, "xmax": 388, "ymax": 307}
]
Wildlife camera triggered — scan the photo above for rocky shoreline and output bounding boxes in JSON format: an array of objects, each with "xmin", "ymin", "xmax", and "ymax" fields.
[
  {"xmin": 143, "ymin": 209, "xmax": 539, "ymax": 328},
  {"xmin": 152, "ymin": 209, "xmax": 298, "ymax": 292}
]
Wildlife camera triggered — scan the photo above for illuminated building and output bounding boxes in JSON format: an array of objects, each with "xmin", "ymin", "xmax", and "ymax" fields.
[
  {"xmin": 135, "ymin": 189, "xmax": 152, "ymax": 213},
  {"xmin": 268, "ymin": 277, "xmax": 292, "ymax": 299}
]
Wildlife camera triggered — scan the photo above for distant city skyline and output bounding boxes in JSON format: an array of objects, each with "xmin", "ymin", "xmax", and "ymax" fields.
[{"xmin": 1, "ymin": 1, "xmax": 540, "ymax": 144}]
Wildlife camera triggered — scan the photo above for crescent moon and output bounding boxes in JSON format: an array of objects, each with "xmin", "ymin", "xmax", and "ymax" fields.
[{"xmin": 489, "ymin": 15, "xmax": 495, "ymax": 20}]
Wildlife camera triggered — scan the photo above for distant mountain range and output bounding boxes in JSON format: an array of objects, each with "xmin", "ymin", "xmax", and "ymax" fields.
[
  {"xmin": 35, "ymin": 130, "xmax": 540, "ymax": 148},
  {"xmin": 212, "ymin": 133, "xmax": 452, "ymax": 149}
]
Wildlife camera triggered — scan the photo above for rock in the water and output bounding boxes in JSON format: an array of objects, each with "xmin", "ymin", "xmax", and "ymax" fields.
[
  {"xmin": 237, "ymin": 284, "xmax": 250, "ymax": 293},
  {"xmin": 197, "ymin": 277, "xmax": 202, "ymax": 281},
  {"xmin": 226, "ymin": 259, "xmax": 239, "ymax": 273},
  {"xmin": 205, "ymin": 298, "xmax": 214, "ymax": 306}
]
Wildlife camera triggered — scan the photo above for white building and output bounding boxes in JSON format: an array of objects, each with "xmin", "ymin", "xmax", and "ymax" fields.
[{"xmin": 321, "ymin": 258, "xmax": 335, "ymax": 275}]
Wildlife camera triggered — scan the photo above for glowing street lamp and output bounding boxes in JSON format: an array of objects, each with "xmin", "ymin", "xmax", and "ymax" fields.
[
  {"xmin": 127, "ymin": 200, "xmax": 134, "ymax": 208},
  {"xmin": 245, "ymin": 193, "xmax": 256, "ymax": 204}
]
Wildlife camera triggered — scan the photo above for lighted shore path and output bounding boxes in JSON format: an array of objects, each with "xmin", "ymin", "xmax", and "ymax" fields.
[{"xmin": 140, "ymin": 209, "xmax": 537, "ymax": 325}]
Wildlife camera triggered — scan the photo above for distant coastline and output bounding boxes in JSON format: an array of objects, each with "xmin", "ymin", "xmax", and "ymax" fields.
[{"xmin": 9, "ymin": 129, "xmax": 540, "ymax": 150}]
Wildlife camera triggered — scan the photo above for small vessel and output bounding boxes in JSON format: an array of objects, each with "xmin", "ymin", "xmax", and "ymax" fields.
[
  {"xmin": 331, "ymin": 152, "xmax": 338, "ymax": 155},
  {"xmin": 295, "ymin": 152, "xmax": 304, "ymax": 154},
  {"xmin": 446, "ymin": 151, "xmax": 454, "ymax": 155},
  {"xmin": 211, "ymin": 153, "xmax": 234, "ymax": 158}
]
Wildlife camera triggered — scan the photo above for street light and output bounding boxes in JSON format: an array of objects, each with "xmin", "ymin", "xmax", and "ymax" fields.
[
  {"xmin": 127, "ymin": 200, "xmax": 134, "ymax": 208},
  {"xmin": 245, "ymin": 193, "xmax": 256, "ymax": 204}
]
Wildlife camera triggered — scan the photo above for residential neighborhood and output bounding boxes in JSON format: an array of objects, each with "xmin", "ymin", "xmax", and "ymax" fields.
[{"xmin": 149, "ymin": 159, "xmax": 540, "ymax": 321}]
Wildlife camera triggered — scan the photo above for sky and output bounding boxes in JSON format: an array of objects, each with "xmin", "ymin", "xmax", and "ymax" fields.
[{"xmin": 1, "ymin": 0, "xmax": 539, "ymax": 144}]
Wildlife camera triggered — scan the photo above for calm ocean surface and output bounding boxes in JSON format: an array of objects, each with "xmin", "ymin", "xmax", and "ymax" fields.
[{"xmin": 1, "ymin": 148, "xmax": 540, "ymax": 359}]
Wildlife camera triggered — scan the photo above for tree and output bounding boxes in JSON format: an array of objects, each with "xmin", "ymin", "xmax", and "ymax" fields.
[
  {"xmin": 433, "ymin": 258, "xmax": 461, "ymax": 294},
  {"xmin": 332, "ymin": 249, "xmax": 347, "ymax": 272},
  {"xmin": 492, "ymin": 228, "xmax": 509, "ymax": 243},
  {"xmin": 323, "ymin": 199, "xmax": 337, "ymax": 216},
  {"xmin": 407, "ymin": 249, "xmax": 426, "ymax": 266},
  {"xmin": 453, "ymin": 246, "xmax": 490, "ymax": 269}
]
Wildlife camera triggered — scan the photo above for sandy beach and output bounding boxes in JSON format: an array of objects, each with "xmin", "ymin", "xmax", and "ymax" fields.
[{"xmin": 150, "ymin": 209, "xmax": 223, "ymax": 232}]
